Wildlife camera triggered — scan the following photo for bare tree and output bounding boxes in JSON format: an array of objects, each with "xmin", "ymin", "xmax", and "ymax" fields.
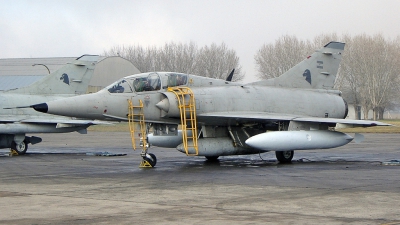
[
  {"xmin": 104, "ymin": 42, "xmax": 244, "ymax": 81},
  {"xmin": 340, "ymin": 34, "xmax": 400, "ymax": 120},
  {"xmin": 254, "ymin": 35, "xmax": 313, "ymax": 79},
  {"xmin": 195, "ymin": 42, "xmax": 244, "ymax": 81},
  {"xmin": 103, "ymin": 45, "xmax": 159, "ymax": 72},
  {"xmin": 156, "ymin": 42, "xmax": 198, "ymax": 73},
  {"xmin": 338, "ymin": 34, "xmax": 367, "ymax": 119},
  {"xmin": 311, "ymin": 33, "xmax": 340, "ymax": 50}
]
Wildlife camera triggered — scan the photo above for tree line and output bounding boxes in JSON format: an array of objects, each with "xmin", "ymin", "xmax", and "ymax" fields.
[
  {"xmin": 104, "ymin": 33, "xmax": 400, "ymax": 120},
  {"xmin": 103, "ymin": 42, "xmax": 244, "ymax": 81}
]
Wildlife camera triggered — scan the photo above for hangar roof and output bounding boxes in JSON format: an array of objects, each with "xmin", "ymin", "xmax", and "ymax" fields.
[
  {"xmin": 0, "ymin": 55, "xmax": 138, "ymax": 91},
  {"xmin": 0, "ymin": 57, "xmax": 83, "ymax": 76}
]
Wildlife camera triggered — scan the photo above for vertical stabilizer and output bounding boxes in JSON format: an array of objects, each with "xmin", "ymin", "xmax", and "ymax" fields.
[
  {"xmin": 251, "ymin": 42, "xmax": 345, "ymax": 89},
  {"xmin": 6, "ymin": 55, "xmax": 99, "ymax": 95}
]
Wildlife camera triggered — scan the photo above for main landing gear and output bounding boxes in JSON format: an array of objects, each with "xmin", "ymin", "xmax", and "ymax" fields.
[
  {"xmin": 205, "ymin": 156, "xmax": 219, "ymax": 161},
  {"xmin": 275, "ymin": 150, "xmax": 294, "ymax": 163},
  {"xmin": 10, "ymin": 141, "xmax": 28, "ymax": 155}
]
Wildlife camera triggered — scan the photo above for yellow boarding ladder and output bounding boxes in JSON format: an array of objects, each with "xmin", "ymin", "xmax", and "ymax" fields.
[
  {"xmin": 127, "ymin": 99, "xmax": 147, "ymax": 152},
  {"xmin": 167, "ymin": 87, "xmax": 198, "ymax": 156}
]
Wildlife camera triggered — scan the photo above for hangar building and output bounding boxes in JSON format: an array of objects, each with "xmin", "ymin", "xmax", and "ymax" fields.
[{"xmin": 0, "ymin": 55, "xmax": 140, "ymax": 93}]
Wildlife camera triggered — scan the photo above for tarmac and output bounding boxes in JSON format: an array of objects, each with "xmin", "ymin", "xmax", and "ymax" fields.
[{"xmin": 0, "ymin": 132, "xmax": 399, "ymax": 225}]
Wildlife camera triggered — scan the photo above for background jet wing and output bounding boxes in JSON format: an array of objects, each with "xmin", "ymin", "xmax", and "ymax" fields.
[
  {"xmin": 20, "ymin": 118, "xmax": 112, "ymax": 125},
  {"xmin": 0, "ymin": 115, "xmax": 111, "ymax": 125},
  {"xmin": 197, "ymin": 112, "xmax": 391, "ymax": 127},
  {"xmin": 0, "ymin": 115, "xmax": 19, "ymax": 122},
  {"xmin": 0, "ymin": 115, "xmax": 112, "ymax": 135}
]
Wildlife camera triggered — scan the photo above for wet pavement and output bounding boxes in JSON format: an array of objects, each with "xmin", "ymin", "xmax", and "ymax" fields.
[{"xmin": 0, "ymin": 132, "xmax": 399, "ymax": 224}]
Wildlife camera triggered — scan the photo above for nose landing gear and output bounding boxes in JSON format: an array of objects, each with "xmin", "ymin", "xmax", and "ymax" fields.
[
  {"xmin": 140, "ymin": 152, "xmax": 157, "ymax": 168},
  {"xmin": 128, "ymin": 99, "xmax": 157, "ymax": 168}
]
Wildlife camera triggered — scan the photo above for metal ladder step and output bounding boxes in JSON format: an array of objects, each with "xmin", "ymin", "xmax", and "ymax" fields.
[
  {"xmin": 127, "ymin": 99, "xmax": 147, "ymax": 151},
  {"xmin": 167, "ymin": 87, "xmax": 198, "ymax": 156}
]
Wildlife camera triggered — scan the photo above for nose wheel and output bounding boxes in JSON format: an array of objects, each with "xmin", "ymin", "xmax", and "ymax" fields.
[{"xmin": 140, "ymin": 152, "xmax": 157, "ymax": 168}]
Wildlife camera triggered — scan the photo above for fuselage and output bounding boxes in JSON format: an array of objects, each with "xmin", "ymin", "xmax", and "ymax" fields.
[{"xmin": 36, "ymin": 72, "xmax": 347, "ymax": 125}]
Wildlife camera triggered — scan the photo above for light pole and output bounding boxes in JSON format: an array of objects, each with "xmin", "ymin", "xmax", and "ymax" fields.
[{"xmin": 32, "ymin": 64, "xmax": 50, "ymax": 74}]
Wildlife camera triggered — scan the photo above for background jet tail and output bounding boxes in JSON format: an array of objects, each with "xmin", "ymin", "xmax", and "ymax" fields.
[
  {"xmin": 6, "ymin": 55, "xmax": 99, "ymax": 95},
  {"xmin": 251, "ymin": 42, "xmax": 345, "ymax": 89}
]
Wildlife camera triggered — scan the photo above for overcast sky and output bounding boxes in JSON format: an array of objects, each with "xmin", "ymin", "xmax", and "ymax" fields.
[{"xmin": 1, "ymin": 0, "xmax": 400, "ymax": 82}]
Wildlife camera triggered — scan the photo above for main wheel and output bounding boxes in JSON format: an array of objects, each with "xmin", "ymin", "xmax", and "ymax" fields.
[
  {"xmin": 11, "ymin": 141, "xmax": 28, "ymax": 155},
  {"xmin": 205, "ymin": 156, "xmax": 219, "ymax": 161},
  {"xmin": 275, "ymin": 151, "xmax": 294, "ymax": 163}
]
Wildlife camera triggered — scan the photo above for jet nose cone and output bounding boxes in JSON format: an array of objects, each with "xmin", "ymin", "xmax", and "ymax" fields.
[{"xmin": 31, "ymin": 103, "xmax": 48, "ymax": 113}]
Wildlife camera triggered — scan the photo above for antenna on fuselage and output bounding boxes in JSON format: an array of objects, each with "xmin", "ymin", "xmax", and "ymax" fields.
[{"xmin": 225, "ymin": 69, "xmax": 235, "ymax": 82}]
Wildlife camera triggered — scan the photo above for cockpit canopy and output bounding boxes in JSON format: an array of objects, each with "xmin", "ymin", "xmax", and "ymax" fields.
[{"xmin": 106, "ymin": 72, "xmax": 188, "ymax": 94}]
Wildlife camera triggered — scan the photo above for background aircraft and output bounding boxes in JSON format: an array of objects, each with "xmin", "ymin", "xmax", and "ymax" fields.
[
  {"xmin": 0, "ymin": 55, "xmax": 107, "ymax": 154},
  {"xmin": 31, "ymin": 42, "xmax": 389, "ymax": 167}
]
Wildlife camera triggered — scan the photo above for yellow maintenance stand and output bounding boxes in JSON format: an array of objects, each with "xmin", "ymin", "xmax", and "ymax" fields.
[
  {"xmin": 127, "ymin": 99, "xmax": 155, "ymax": 168},
  {"xmin": 167, "ymin": 87, "xmax": 198, "ymax": 156},
  {"xmin": 127, "ymin": 86, "xmax": 198, "ymax": 167}
]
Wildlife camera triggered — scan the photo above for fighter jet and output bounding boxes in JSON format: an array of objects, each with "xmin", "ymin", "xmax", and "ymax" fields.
[
  {"xmin": 31, "ymin": 42, "xmax": 389, "ymax": 166},
  {"xmin": 0, "ymin": 55, "xmax": 108, "ymax": 154}
]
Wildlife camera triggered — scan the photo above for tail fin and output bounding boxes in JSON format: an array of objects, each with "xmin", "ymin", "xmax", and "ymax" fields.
[
  {"xmin": 6, "ymin": 55, "xmax": 99, "ymax": 95},
  {"xmin": 252, "ymin": 42, "xmax": 345, "ymax": 89}
]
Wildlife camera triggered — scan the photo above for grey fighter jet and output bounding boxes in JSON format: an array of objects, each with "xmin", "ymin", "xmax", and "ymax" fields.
[
  {"xmin": 31, "ymin": 42, "xmax": 389, "ymax": 166},
  {"xmin": 1, "ymin": 55, "xmax": 107, "ymax": 154}
]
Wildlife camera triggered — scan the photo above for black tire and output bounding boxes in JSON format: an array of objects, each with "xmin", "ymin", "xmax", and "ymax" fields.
[
  {"xmin": 148, "ymin": 153, "xmax": 157, "ymax": 166},
  {"xmin": 11, "ymin": 141, "xmax": 28, "ymax": 155},
  {"xmin": 275, "ymin": 151, "xmax": 294, "ymax": 163},
  {"xmin": 143, "ymin": 153, "xmax": 157, "ymax": 167},
  {"xmin": 205, "ymin": 156, "xmax": 219, "ymax": 161}
]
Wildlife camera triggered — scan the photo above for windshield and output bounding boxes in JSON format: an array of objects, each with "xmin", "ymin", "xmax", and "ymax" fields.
[{"xmin": 107, "ymin": 79, "xmax": 133, "ymax": 93}]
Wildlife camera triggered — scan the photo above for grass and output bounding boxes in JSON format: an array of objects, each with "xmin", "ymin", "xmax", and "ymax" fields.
[
  {"xmin": 87, "ymin": 120, "xmax": 400, "ymax": 133},
  {"xmin": 87, "ymin": 122, "xmax": 130, "ymax": 132},
  {"xmin": 336, "ymin": 120, "xmax": 400, "ymax": 133}
]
